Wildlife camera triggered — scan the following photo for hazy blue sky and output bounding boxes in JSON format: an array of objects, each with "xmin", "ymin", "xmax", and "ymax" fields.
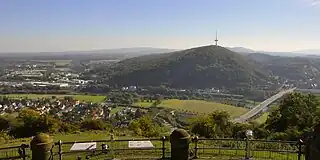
[{"xmin": 1, "ymin": 0, "xmax": 320, "ymax": 52}]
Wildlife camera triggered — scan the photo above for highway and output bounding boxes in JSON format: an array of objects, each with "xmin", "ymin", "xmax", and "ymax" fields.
[{"xmin": 233, "ymin": 87, "xmax": 296, "ymax": 123}]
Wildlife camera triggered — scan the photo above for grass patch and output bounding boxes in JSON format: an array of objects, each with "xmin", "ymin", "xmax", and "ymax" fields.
[
  {"xmin": 251, "ymin": 103, "xmax": 278, "ymax": 124},
  {"xmin": 54, "ymin": 60, "xmax": 72, "ymax": 66},
  {"xmin": 253, "ymin": 112, "xmax": 269, "ymax": 124},
  {"xmin": 110, "ymin": 107, "xmax": 125, "ymax": 115},
  {"xmin": 1, "ymin": 94, "xmax": 106, "ymax": 103},
  {"xmin": 160, "ymin": 99, "xmax": 247, "ymax": 117},
  {"xmin": 53, "ymin": 131, "xmax": 139, "ymax": 142},
  {"xmin": 136, "ymin": 99, "xmax": 248, "ymax": 117},
  {"xmin": 34, "ymin": 60, "xmax": 72, "ymax": 66},
  {"xmin": 0, "ymin": 131, "xmax": 138, "ymax": 148},
  {"xmin": 134, "ymin": 101, "xmax": 154, "ymax": 107}
]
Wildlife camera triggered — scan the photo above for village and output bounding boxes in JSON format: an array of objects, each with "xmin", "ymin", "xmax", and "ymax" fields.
[
  {"xmin": 0, "ymin": 60, "xmax": 92, "ymax": 88},
  {"xmin": 0, "ymin": 95, "xmax": 148, "ymax": 127}
]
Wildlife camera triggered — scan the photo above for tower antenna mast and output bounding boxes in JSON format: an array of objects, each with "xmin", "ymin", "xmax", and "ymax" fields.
[{"xmin": 215, "ymin": 30, "xmax": 218, "ymax": 46}]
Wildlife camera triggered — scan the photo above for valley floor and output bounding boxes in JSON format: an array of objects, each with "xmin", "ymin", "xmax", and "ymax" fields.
[{"xmin": 135, "ymin": 99, "xmax": 248, "ymax": 117}]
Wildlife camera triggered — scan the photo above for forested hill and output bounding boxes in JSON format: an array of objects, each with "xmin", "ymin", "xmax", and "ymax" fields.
[
  {"xmin": 247, "ymin": 53, "xmax": 320, "ymax": 85},
  {"xmin": 91, "ymin": 45, "xmax": 271, "ymax": 89}
]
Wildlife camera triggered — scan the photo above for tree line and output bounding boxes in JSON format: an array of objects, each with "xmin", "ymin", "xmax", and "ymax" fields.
[
  {"xmin": 0, "ymin": 108, "xmax": 163, "ymax": 140},
  {"xmin": 191, "ymin": 92, "xmax": 320, "ymax": 141}
]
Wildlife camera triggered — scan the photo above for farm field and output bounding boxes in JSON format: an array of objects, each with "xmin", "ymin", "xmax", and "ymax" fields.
[
  {"xmin": 314, "ymin": 94, "xmax": 320, "ymax": 100},
  {"xmin": 135, "ymin": 99, "xmax": 248, "ymax": 117},
  {"xmin": 0, "ymin": 94, "xmax": 106, "ymax": 103},
  {"xmin": 33, "ymin": 59, "xmax": 72, "ymax": 66},
  {"xmin": 135, "ymin": 101, "xmax": 154, "ymax": 107}
]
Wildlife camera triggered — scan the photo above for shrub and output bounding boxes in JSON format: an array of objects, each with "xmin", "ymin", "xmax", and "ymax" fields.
[
  {"xmin": 0, "ymin": 131, "xmax": 11, "ymax": 143},
  {"xmin": 80, "ymin": 119, "xmax": 108, "ymax": 131},
  {"xmin": 128, "ymin": 116, "xmax": 162, "ymax": 137}
]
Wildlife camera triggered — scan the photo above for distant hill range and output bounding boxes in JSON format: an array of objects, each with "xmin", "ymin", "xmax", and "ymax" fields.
[
  {"xmin": 89, "ymin": 45, "xmax": 320, "ymax": 90},
  {"xmin": 92, "ymin": 45, "xmax": 271, "ymax": 89},
  {"xmin": 4, "ymin": 45, "xmax": 320, "ymax": 89},
  {"xmin": 247, "ymin": 52, "xmax": 320, "ymax": 87},
  {"xmin": 229, "ymin": 47, "xmax": 320, "ymax": 86},
  {"xmin": 226, "ymin": 47, "xmax": 256, "ymax": 54},
  {"xmin": 2, "ymin": 46, "xmax": 319, "ymax": 59},
  {"xmin": 228, "ymin": 47, "xmax": 320, "ymax": 57},
  {"xmin": 55, "ymin": 47, "xmax": 178, "ymax": 55},
  {"xmin": 0, "ymin": 47, "xmax": 178, "ymax": 60},
  {"xmin": 293, "ymin": 49, "xmax": 320, "ymax": 55}
]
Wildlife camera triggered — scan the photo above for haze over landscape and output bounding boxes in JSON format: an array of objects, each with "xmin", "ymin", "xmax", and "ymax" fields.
[
  {"xmin": 2, "ymin": 1, "xmax": 320, "ymax": 159},
  {"xmin": 1, "ymin": 0, "xmax": 320, "ymax": 53}
]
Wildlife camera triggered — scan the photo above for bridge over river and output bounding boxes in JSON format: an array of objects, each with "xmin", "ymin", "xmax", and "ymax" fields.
[{"xmin": 233, "ymin": 87, "xmax": 296, "ymax": 123}]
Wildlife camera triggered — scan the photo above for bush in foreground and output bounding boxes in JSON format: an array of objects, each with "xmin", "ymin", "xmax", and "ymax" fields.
[{"xmin": 129, "ymin": 116, "xmax": 163, "ymax": 137}]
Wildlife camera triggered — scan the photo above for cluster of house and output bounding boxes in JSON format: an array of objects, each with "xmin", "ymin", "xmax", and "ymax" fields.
[
  {"xmin": 9, "ymin": 70, "xmax": 44, "ymax": 78},
  {"xmin": 0, "ymin": 59, "xmax": 94, "ymax": 89},
  {"xmin": 0, "ymin": 97, "xmax": 144, "ymax": 126},
  {"xmin": 121, "ymin": 86, "xmax": 137, "ymax": 91},
  {"xmin": 0, "ymin": 80, "xmax": 89, "ymax": 89},
  {"xmin": 2, "ymin": 69, "xmax": 92, "ymax": 89},
  {"xmin": 14, "ymin": 62, "xmax": 54, "ymax": 69}
]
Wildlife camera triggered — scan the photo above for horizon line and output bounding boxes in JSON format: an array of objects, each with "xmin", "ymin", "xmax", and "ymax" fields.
[{"xmin": 0, "ymin": 45, "xmax": 319, "ymax": 54}]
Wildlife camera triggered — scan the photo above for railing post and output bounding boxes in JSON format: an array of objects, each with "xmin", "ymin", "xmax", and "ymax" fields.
[
  {"xmin": 244, "ymin": 130, "xmax": 253, "ymax": 160},
  {"xmin": 161, "ymin": 136, "xmax": 166, "ymax": 159},
  {"xmin": 110, "ymin": 133, "xmax": 115, "ymax": 159},
  {"xmin": 21, "ymin": 144, "xmax": 27, "ymax": 160},
  {"xmin": 245, "ymin": 138, "xmax": 249, "ymax": 160},
  {"xmin": 298, "ymin": 139, "xmax": 303, "ymax": 160},
  {"xmin": 58, "ymin": 140, "xmax": 62, "ymax": 160},
  {"xmin": 218, "ymin": 139, "xmax": 221, "ymax": 155},
  {"xmin": 193, "ymin": 136, "xmax": 199, "ymax": 159}
]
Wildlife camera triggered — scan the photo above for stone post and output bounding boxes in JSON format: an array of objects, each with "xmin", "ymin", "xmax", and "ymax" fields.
[
  {"xmin": 303, "ymin": 124, "xmax": 320, "ymax": 160},
  {"xmin": 170, "ymin": 129, "xmax": 191, "ymax": 160},
  {"xmin": 30, "ymin": 133, "xmax": 54, "ymax": 160}
]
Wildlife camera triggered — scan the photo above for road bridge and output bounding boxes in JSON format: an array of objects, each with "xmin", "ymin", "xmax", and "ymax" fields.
[{"xmin": 233, "ymin": 87, "xmax": 296, "ymax": 123}]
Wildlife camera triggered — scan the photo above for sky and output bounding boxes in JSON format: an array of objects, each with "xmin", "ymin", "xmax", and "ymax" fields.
[{"xmin": 1, "ymin": 0, "xmax": 320, "ymax": 52}]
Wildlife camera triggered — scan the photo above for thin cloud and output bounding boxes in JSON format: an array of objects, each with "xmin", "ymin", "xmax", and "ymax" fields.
[{"xmin": 309, "ymin": 0, "xmax": 320, "ymax": 6}]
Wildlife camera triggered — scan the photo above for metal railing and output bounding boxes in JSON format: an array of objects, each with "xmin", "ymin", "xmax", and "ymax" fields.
[
  {"xmin": 0, "ymin": 138, "xmax": 304, "ymax": 160},
  {"xmin": 0, "ymin": 144, "xmax": 29, "ymax": 160},
  {"xmin": 192, "ymin": 138, "xmax": 304, "ymax": 160},
  {"xmin": 52, "ymin": 137, "xmax": 168, "ymax": 160}
]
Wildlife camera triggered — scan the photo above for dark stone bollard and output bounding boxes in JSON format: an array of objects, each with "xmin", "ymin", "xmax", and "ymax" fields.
[
  {"xmin": 170, "ymin": 129, "xmax": 191, "ymax": 160},
  {"xmin": 303, "ymin": 123, "xmax": 320, "ymax": 160},
  {"xmin": 30, "ymin": 133, "xmax": 54, "ymax": 160}
]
